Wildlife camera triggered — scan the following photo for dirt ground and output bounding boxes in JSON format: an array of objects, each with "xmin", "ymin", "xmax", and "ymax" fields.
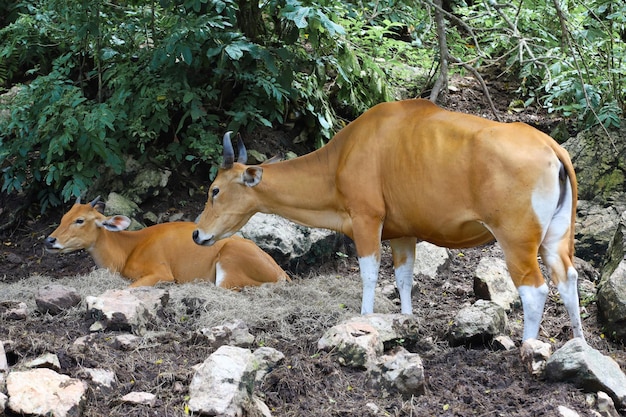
[{"xmin": 1, "ymin": 80, "xmax": 625, "ymax": 416}]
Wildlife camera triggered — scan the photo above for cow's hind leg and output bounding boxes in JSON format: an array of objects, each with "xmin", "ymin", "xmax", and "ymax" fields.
[
  {"xmin": 390, "ymin": 237, "xmax": 417, "ymax": 314},
  {"xmin": 539, "ymin": 177, "xmax": 584, "ymax": 340}
]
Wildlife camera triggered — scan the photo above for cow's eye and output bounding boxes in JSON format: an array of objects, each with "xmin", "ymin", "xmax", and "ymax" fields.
[
  {"xmin": 211, "ymin": 187, "xmax": 220, "ymax": 198},
  {"xmin": 75, "ymin": 218, "xmax": 84, "ymax": 225}
]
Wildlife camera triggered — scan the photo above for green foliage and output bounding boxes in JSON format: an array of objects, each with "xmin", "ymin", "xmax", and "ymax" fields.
[
  {"xmin": 452, "ymin": 0, "xmax": 624, "ymax": 130},
  {"xmin": 0, "ymin": 0, "xmax": 395, "ymax": 208},
  {"xmin": 1, "ymin": 0, "xmax": 624, "ymax": 211}
]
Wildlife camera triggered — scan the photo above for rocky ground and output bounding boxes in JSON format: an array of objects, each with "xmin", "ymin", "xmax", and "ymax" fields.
[{"xmin": 1, "ymin": 79, "xmax": 625, "ymax": 416}]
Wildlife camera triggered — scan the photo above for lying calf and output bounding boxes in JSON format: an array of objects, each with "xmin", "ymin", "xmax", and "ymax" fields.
[{"xmin": 45, "ymin": 197, "xmax": 289, "ymax": 289}]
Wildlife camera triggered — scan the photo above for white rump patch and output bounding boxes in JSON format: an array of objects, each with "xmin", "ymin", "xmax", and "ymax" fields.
[{"xmin": 531, "ymin": 170, "xmax": 562, "ymax": 243}]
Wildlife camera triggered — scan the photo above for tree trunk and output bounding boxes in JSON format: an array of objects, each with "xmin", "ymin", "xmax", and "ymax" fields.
[
  {"xmin": 430, "ymin": 0, "xmax": 449, "ymax": 102},
  {"xmin": 237, "ymin": 0, "xmax": 265, "ymax": 42}
]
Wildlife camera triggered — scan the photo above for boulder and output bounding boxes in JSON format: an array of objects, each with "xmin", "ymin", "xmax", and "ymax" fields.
[
  {"xmin": 317, "ymin": 314, "xmax": 419, "ymax": 369},
  {"xmin": 35, "ymin": 284, "xmax": 81, "ymax": 315},
  {"xmin": 473, "ymin": 257, "xmax": 520, "ymax": 311},
  {"xmin": 239, "ymin": 213, "xmax": 347, "ymax": 273},
  {"xmin": 597, "ymin": 260, "xmax": 626, "ymax": 343},
  {"xmin": 447, "ymin": 300, "xmax": 507, "ymax": 347},
  {"xmin": 85, "ymin": 287, "xmax": 169, "ymax": 334},
  {"xmin": 575, "ymin": 201, "xmax": 622, "ymax": 268},
  {"xmin": 597, "ymin": 215, "xmax": 626, "ymax": 342},
  {"xmin": 188, "ymin": 345, "xmax": 281, "ymax": 417},
  {"xmin": 545, "ymin": 338, "xmax": 626, "ymax": 409},
  {"xmin": 562, "ymin": 126, "xmax": 626, "ymax": 204},
  {"xmin": 6, "ymin": 368, "xmax": 87, "ymax": 417}
]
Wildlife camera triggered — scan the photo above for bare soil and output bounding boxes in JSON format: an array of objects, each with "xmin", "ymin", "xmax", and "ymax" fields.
[{"xmin": 1, "ymin": 80, "xmax": 625, "ymax": 416}]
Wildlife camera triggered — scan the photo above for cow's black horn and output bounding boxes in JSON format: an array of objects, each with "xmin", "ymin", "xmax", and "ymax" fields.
[
  {"xmin": 222, "ymin": 131, "xmax": 235, "ymax": 169},
  {"xmin": 236, "ymin": 133, "xmax": 247, "ymax": 165}
]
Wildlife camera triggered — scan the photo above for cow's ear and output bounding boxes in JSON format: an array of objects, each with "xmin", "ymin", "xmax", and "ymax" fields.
[
  {"xmin": 98, "ymin": 215, "xmax": 131, "ymax": 232},
  {"xmin": 243, "ymin": 166, "xmax": 263, "ymax": 187},
  {"xmin": 93, "ymin": 201, "xmax": 106, "ymax": 214}
]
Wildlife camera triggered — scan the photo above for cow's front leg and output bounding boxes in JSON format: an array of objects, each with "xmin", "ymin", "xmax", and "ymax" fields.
[
  {"xmin": 352, "ymin": 217, "xmax": 384, "ymax": 315},
  {"xmin": 390, "ymin": 237, "xmax": 417, "ymax": 314}
]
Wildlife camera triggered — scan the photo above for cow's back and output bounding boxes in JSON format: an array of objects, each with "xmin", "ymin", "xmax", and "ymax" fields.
[{"xmin": 333, "ymin": 99, "xmax": 564, "ymax": 247}]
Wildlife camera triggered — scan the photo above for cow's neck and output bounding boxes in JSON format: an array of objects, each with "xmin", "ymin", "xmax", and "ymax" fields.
[{"xmin": 256, "ymin": 144, "xmax": 349, "ymax": 233}]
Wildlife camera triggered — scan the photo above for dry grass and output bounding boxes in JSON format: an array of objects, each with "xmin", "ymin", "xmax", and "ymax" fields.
[{"xmin": 1, "ymin": 269, "xmax": 397, "ymax": 343}]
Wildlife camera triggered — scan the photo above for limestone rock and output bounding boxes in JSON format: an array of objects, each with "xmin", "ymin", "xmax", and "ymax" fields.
[
  {"xmin": 85, "ymin": 287, "xmax": 169, "ymax": 334},
  {"xmin": 520, "ymin": 338, "xmax": 552, "ymax": 376},
  {"xmin": 239, "ymin": 213, "xmax": 345, "ymax": 273},
  {"xmin": 545, "ymin": 338, "xmax": 626, "ymax": 409},
  {"xmin": 197, "ymin": 319, "xmax": 255, "ymax": 348},
  {"xmin": 447, "ymin": 300, "xmax": 507, "ymax": 346},
  {"xmin": 0, "ymin": 300, "xmax": 28, "ymax": 320},
  {"xmin": 373, "ymin": 347, "xmax": 425, "ymax": 396},
  {"xmin": 473, "ymin": 257, "xmax": 520, "ymax": 311},
  {"xmin": 35, "ymin": 284, "xmax": 81, "ymax": 315},
  {"xmin": 121, "ymin": 391, "xmax": 156, "ymax": 406},
  {"xmin": 317, "ymin": 314, "xmax": 419, "ymax": 369},
  {"xmin": 413, "ymin": 241, "xmax": 451, "ymax": 277},
  {"xmin": 188, "ymin": 345, "xmax": 273, "ymax": 417},
  {"xmin": 6, "ymin": 368, "xmax": 87, "ymax": 417}
]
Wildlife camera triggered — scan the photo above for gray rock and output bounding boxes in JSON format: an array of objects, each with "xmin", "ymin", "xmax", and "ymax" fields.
[
  {"xmin": 545, "ymin": 338, "xmax": 626, "ymax": 409},
  {"xmin": 575, "ymin": 202, "xmax": 622, "ymax": 268},
  {"xmin": 597, "ymin": 260, "xmax": 626, "ymax": 343},
  {"xmin": 520, "ymin": 338, "xmax": 552, "ymax": 376},
  {"xmin": 473, "ymin": 257, "xmax": 520, "ymax": 311},
  {"xmin": 562, "ymin": 126, "xmax": 626, "ymax": 204},
  {"xmin": 121, "ymin": 391, "xmax": 156, "ymax": 406},
  {"xmin": 80, "ymin": 368, "xmax": 117, "ymax": 389},
  {"xmin": 0, "ymin": 301, "xmax": 28, "ymax": 320},
  {"xmin": 6, "ymin": 368, "xmax": 87, "ymax": 417},
  {"xmin": 317, "ymin": 314, "xmax": 419, "ymax": 369},
  {"xmin": 0, "ymin": 341, "xmax": 8, "ymax": 372},
  {"xmin": 103, "ymin": 193, "xmax": 143, "ymax": 230},
  {"xmin": 448, "ymin": 300, "xmax": 507, "ymax": 347},
  {"xmin": 25, "ymin": 353, "xmax": 61, "ymax": 371},
  {"xmin": 239, "ymin": 213, "xmax": 346, "ymax": 273},
  {"xmin": 85, "ymin": 287, "xmax": 169, "ymax": 334},
  {"xmin": 188, "ymin": 345, "xmax": 273, "ymax": 417},
  {"xmin": 373, "ymin": 347, "xmax": 425, "ymax": 396},
  {"xmin": 35, "ymin": 284, "xmax": 81, "ymax": 315},
  {"xmin": 197, "ymin": 319, "xmax": 255, "ymax": 349},
  {"xmin": 413, "ymin": 241, "xmax": 451, "ymax": 277}
]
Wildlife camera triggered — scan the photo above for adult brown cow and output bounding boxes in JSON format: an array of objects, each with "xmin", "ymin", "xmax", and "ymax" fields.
[
  {"xmin": 46, "ymin": 197, "xmax": 289, "ymax": 289},
  {"xmin": 193, "ymin": 99, "xmax": 584, "ymax": 341}
]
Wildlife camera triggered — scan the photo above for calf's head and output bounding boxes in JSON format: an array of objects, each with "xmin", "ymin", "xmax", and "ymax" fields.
[{"xmin": 45, "ymin": 196, "xmax": 132, "ymax": 253}]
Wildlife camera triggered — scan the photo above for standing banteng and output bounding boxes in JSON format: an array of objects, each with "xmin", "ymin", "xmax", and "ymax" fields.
[{"xmin": 193, "ymin": 99, "xmax": 584, "ymax": 341}]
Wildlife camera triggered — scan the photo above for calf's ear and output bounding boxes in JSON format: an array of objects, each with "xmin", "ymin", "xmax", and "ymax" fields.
[{"xmin": 97, "ymin": 215, "xmax": 132, "ymax": 232}]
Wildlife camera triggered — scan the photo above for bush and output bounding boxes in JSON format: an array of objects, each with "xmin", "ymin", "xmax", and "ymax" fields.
[{"xmin": 0, "ymin": 0, "xmax": 394, "ymax": 209}]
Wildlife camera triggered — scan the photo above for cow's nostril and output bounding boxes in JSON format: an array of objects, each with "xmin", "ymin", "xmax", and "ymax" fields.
[{"xmin": 192, "ymin": 230, "xmax": 199, "ymax": 241}]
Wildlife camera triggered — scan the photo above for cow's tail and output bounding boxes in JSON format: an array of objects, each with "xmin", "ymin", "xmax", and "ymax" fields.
[{"xmin": 551, "ymin": 142, "xmax": 578, "ymax": 260}]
